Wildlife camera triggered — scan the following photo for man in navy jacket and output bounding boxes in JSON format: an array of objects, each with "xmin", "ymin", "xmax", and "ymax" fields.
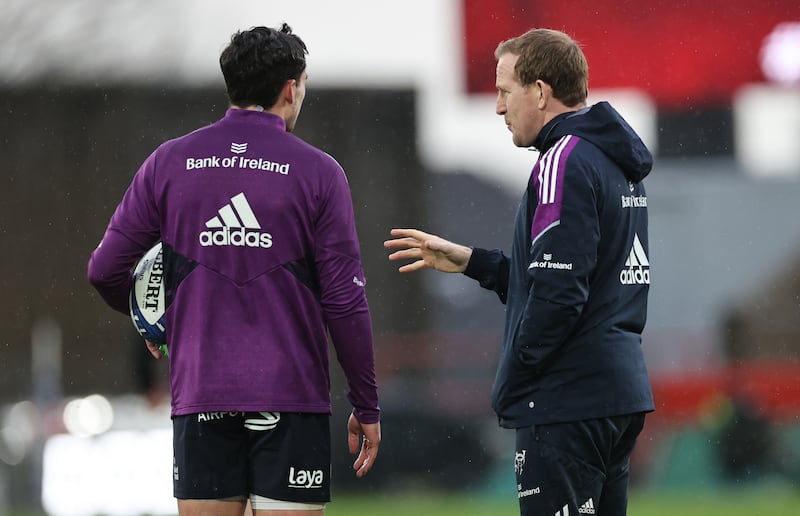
[{"xmin": 385, "ymin": 28, "xmax": 653, "ymax": 516}]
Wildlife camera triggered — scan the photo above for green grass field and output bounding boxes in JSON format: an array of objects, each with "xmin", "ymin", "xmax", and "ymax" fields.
[
  {"xmin": 9, "ymin": 485, "xmax": 798, "ymax": 515},
  {"xmin": 326, "ymin": 486, "xmax": 800, "ymax": 515}
]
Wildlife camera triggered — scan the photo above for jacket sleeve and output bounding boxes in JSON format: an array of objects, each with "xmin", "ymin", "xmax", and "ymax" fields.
[
  {"xmin": 87, "ymin": 151, "xmax": 161, "ymax": 314},
  {"xmin": 314, "ymin": 157, "xmax": 380, "ymax": 424},
  {"xmin": 464, "ymin": 247, "xmax": 510, "ymax": 304},
  {"xmin": 515, "ymin": 149, "xmax": 598, "ymax": 370}
]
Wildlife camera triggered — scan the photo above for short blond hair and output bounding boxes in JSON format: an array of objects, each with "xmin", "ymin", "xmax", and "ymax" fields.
[{"xmin": 495, "ymin": 28, "xmax": 588, "ymax": 107}]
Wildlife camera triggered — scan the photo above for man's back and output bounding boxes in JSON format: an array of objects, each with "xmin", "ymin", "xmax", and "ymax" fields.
[
  {"xmin": 89, "ymin": 108, "xmax": 372, "ymax": 416},
  {"xmin": 89, "ymin": 25, "xmax": 381, "ymax": 511}
]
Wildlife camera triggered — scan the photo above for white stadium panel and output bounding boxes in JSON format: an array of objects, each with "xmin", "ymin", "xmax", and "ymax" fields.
[
  {"xmin": 42, "ymin": 429, "xmax": 174, "ymax": 516},
  {"xmin": 0, "ymin": 0, "xmax": 660, "ymax": 195},
  {"xmin": 734, "ymin": 85, "xmax": 800, "ymax": 178},
  {"xmin": 587, "ymin": 88, "xmax": 658, "ymax": 157}
]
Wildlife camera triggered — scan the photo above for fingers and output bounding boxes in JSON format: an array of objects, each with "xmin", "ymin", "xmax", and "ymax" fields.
[
  {"xmin": 383, "ymin": 236, "xmax": 423, "ymax": 251},
  {"xmin": 145, "ymin": 340, "xmax": 164, "ymax": 360},
  {"xmin": 347, "ymin": 415, "xmax": 380, "ymax": 477},
  {"xmin": 352, "ymin": 437, "xmax": 378, "ymax": 477},
  {"xmin": 385, "ymin": 247, "xmax": 420, "ymax": 261},
  {"xmin": 384, "ymin": 229, "xmax": 437, "ymax": 273},
  {"xmin": 348, "ymin": 425, "xmax": 360, "ymax": 454},
  {"xmin": 352, "ymin": 424, "xmax": 380, "ymax": 477},
  {"xmin": 397, "ymin": 260, "xmax": 429, "ymax": 273},
  {"xmin": 385, "ymin": 250, "xmax": 429, "ymax": 272},
  {"xmin": 386, "ymin": 248, "xmax": 429, "ymax": 272},
  {"xmin": 389, "ymin": 228, "xmax": 430, "ymax": 241},
  {"xmin": 385, "ymin": 241, "xmax": 427, "ymax": 273},
  {"xmin": 383, "ymin": 229, "xmax": 436, "ymax": 250}
]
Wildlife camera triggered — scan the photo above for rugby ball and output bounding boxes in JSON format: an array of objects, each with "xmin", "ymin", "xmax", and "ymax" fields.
[{"xmin": 130, "ymin": 242, "xmax": 167, "ymax": 347}]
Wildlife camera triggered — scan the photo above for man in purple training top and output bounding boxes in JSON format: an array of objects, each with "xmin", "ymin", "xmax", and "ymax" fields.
[{"xmin": 88, "ymin": 23, "xmax": 380, "ymax": 515}]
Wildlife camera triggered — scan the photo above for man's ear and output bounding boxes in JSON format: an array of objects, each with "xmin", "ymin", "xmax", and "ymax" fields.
[
  {"xmin": 283, "ymin": 79, "xmax": 297, "ymax": 104},
  {"xmin": 535, "ymin": 80, "xmax": 549, "ymax": 109}
]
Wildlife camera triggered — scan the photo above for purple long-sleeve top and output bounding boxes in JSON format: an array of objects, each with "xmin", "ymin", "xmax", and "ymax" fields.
[{"xmin": 88, "ymin": 109, "xmax": 379, "ymax": 423}]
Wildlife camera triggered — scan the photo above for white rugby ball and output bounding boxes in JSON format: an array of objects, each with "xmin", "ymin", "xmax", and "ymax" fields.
[{"xmin": 129, "ymin": 242, "xmax": 167, "ymax": 345}]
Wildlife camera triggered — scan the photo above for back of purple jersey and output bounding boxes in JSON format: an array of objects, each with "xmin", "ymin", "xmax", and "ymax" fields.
[{"xmin": 88, "ymin": 109, "xmax": 378, "ymax": 421}]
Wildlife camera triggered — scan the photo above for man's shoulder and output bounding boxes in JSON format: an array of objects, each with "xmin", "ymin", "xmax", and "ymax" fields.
[
  {"xmin": 561, "ymin": 135, "xmax": 608, "ymax": 162},
  {"xmin": 289, "ymin": 138, "xmax": 346, "ymax": 177},
  {"xmin": 152, "ymin": 120, "xmax": 221, "ymax": 154},
  {"xmin": 554, "ymin": 137, "xmax": 621, "ymax": 185}
]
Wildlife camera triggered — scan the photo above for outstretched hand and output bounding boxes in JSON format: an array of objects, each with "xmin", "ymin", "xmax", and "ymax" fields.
[
  {"xmin": 348, "ymin": 413, "xmax": 381, "ymax": 478},
  {"xmin": 384, "ymin": 228, "xmax": 472, "ymax": 273}
]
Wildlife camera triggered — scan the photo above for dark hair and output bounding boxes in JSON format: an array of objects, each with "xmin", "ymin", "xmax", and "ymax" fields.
[
  {"xmin": 495, "ymin": 29, "xmax": 588, "ymax": 107},
  {"xmin": 219, "ymin": 23, "xmax": 308, "ymax": 109}
]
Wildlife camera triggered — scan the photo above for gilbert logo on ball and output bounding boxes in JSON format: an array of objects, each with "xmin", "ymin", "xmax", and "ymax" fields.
[{"xmin": 130, "ymin": 242, "xmax": 167, "ymax": 351}]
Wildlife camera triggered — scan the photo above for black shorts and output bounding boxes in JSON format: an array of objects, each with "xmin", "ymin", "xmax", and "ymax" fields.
[
  {"xmin": 514, "ymin": 413, "xmax": 646, "ymax": 516},
  {"xmin": 173, "ymin": 411, "xmax": 331, "ymax": 503}
]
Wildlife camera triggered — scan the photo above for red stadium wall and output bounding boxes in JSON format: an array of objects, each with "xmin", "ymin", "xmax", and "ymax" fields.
[
  {"xmin": 462, "ymin": 0, "xmax": 800, "ymax": 109},
  {"xmin": 649, "ymin": 361, "xmax": 800, "ymax": 426},
  {"xmin": 376, "ymin": 333, "xmax": 800, "ymax": 427}
]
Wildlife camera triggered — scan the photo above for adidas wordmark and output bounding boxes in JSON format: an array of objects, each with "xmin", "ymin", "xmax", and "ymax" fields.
[{"xmin": 199, "ymin": 192, "xmax": 273, "ymax": 248}]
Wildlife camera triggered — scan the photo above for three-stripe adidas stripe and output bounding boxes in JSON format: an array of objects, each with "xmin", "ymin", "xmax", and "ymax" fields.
[
  {"xmin": 625, "ymin": 233, "xmax": 649, "ymax": 267},
  {"xmin": 205, "ymin": 192, "xmax": 261, "ymax": 229},
  {"xmin": 555, "ymin": 498, "xmax": 596, "ymax": 516},
  {"xmin": 537, "ymin": 135, "xmax": 573, "ymax": 205}
]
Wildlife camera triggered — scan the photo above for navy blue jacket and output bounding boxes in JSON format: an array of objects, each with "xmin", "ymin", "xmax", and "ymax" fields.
[{"xmin": 465, "ymin": 102, "xmax": 655, "ymax": 428}]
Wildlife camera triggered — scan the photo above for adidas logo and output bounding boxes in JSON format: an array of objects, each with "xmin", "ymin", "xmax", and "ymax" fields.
[
  {"xmin": 198, "ymin": 192, "xmax": 273, "ymax": 248},
  {"xmin": 619, "ymin": 233, "xmax": 650, "ymax": 285},
  {"xmin": 555, "ymin": 499, "xmax": 596, "ymax": 516},
  {"xmin": 578, "ymin": 498, "xmax": 596, "ymax": 514}
]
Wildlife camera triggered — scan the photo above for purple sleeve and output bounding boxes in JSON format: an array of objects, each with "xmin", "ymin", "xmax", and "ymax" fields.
[
  {"xmin": 328, "ymin": 316, "xmax": 379, "ymax": 423},
  {"xmin": 87, "ymin": 152, "xmax": 161, "ymax": 314},
  {"xmin": 314, "ymin": 161, "xmax": 380, "ymax": 423}
]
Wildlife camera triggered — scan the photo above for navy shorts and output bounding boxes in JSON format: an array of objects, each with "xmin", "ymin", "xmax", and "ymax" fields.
[
  {"xmin": 514, "ymin": 413, "xmax": 646, "ymax": 516},
  {"xmin": 173, "ymin": 411, "xmax": 331, "ymax": 503}
]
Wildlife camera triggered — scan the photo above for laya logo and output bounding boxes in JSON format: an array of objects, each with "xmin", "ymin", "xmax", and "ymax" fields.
[
  {"xmin": 620, "ymin": 233, "xmax": 650, "ymax": 285},
  {"xmin": 288, "ymin": 466, "xmax": 324, "ymax": 489},
  {"xmin": 199, "ymin": 192, "xmax": 273, "ymax": 248}
]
